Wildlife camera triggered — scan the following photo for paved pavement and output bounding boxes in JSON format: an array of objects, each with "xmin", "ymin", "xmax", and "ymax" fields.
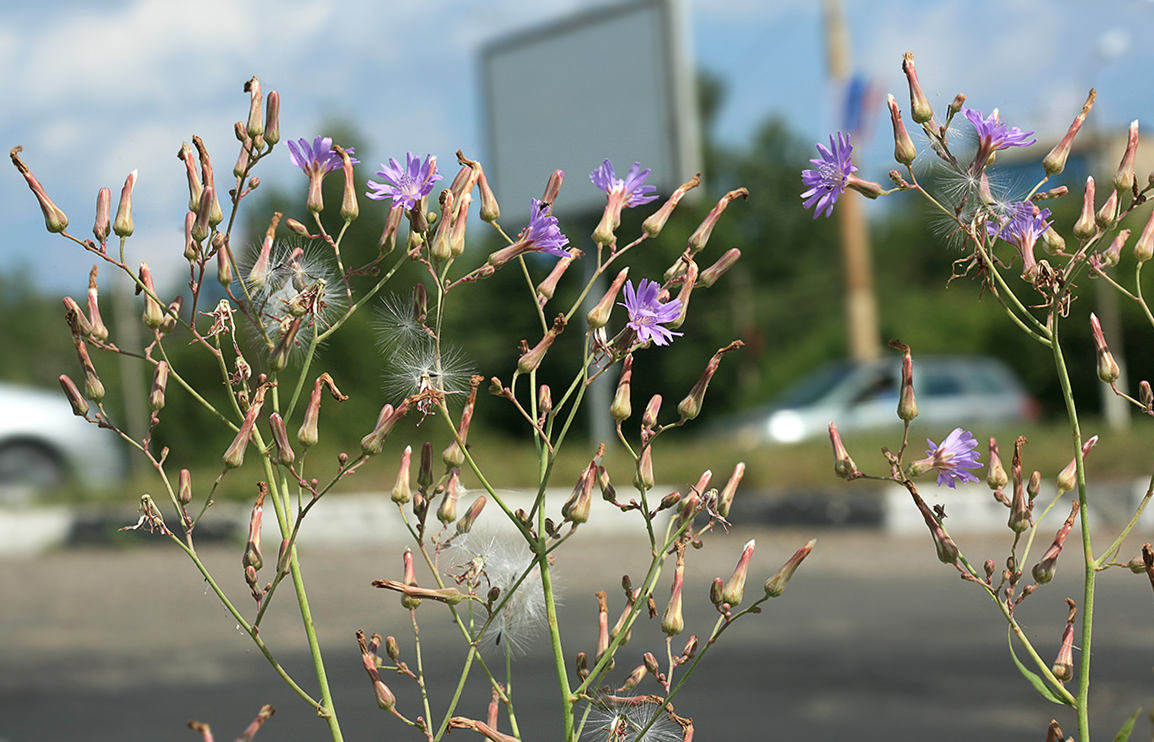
[{"xmin": 4, "ymin": 515, "xmax": 1154, "ymax": 742}]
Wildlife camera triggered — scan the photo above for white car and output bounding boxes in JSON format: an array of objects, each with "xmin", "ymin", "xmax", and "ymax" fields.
[
  {"xmin": 0, "ymin": 381, "xmax": 126, "ymax": 500},
  {"xmin": 726, "ymin": 356, "xmax": 1039, "ymax": 445}
]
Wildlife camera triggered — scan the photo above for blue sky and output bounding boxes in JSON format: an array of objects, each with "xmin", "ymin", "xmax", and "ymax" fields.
[{"xmin": 4, "ymin": 0, "xmax": 1154, "ymax": 294}]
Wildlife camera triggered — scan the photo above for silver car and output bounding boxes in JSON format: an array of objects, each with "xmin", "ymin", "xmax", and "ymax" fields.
[
  {"xmin": 0, "ymin": 381, "xmax": 126, "ymax": 500},
  {"xmin": 728, "ymin": 356, "xmax": 1039, "ymax": 445}
]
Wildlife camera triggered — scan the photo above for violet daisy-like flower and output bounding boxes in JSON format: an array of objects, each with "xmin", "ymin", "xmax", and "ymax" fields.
[
  {"xmin": 801, "ymin": 131, "xmax": 856, "ymax": 218},
  {"xmin": 919, "ymin": 428, "xmax": 982, "ymax": 489},
  {"xmin": 522, "ymin": 199, "xmax": 570, "ymax": 257},
  {"xmin": 590, "ymin": 159, "xmax": 659, "ymax": 208},
  {"xmin": 621, "ymin": 279, "xmax": 682, "ymax": 347},
  {"xmin": 366, "ymin": 152, "xmax": 442, "ymax": 211},
  {"xmin": 987, "ymin": 202, "xmax": 1052, "ymax": 276},
  {"xmin": 287, "ymin": 136, "xmax": 357, "ymax": 177},
  {"xmin": 963, "ymin": 108, "xmax": 1036, "ymax": 174}
]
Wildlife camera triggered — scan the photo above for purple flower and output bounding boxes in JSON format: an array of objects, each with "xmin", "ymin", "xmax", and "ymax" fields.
[
  {"xmin": 590, "ymin": 160, "xmax": 659, "ymax": 208},
  {"xmin": 987, "ymin": 202, "xmax": 1052, "ymax": 247},
  {"xmin": 522, "ymin": 199, "xmax": 570, "ymax": 257},
  {"xmin": 962, "ymin": 108, "xmax": 1037, "ymax": 153},
  {"xmin": 366, "ymin": 152, "xmax": 442, "ymax": 211},
  {"xmin": 621, "ymin": 279, "xmax": 682, "ymax": 346},
  {"xmin": 922, "ymin": 428, "xmax": 982, "ymax": 489},
  {"xmin": 801, "ymin": 132, "xmax": 856, "ymax": 218},
  {"xmin": 287, "ymin": 136, "xmax": 357, "ymax": 177}
]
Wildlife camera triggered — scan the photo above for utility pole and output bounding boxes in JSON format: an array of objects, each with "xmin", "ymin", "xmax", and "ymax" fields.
[{"xmin": 822, "ymin": 0, "xmax": 881, "ymax": 362}]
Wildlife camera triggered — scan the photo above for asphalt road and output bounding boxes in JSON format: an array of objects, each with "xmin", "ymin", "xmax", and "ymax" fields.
[{"xmin": 3, "ymin": 526, "xmax": 1154, "ymax": 742}]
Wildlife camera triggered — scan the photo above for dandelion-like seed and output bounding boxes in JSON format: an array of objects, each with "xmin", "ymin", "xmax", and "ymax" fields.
[
  {"xmin": 584, "ymin": 696, "xmax": 681, "ymax": 742},
  {"xmin": 376, "ymin": 291, "xmax": 430, "ymax": 352},
  {"xmin": 443, "ymin": 529, "xmax": 550, "ymax": 656},
  {"xmin": 382, "ymin": 338, "xmax": 473, "ymax": 411}
]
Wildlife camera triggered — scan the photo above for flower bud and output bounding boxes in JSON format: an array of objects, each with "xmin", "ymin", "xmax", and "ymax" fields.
[
  {"xmin": 476, "ymin": 168, "xmax": 500, "ymax": 223},
  {"xmin": 829, "ymin": 423, "xmax": 858, "ymax": 480},
  {"xmin": 1032, "ymin": 501, "xmax": 1079, "ymax": 584},
  {"xmin": 687, "ymin": 188, "xmax": 747, "ymax": 253},
  {"xmin": 262, "ymin": 90, "xmax": 280, "ymax": 146},
  {"xmin": 444, "ymin": 375, "xmax": 481, "ymax": 468},
  {"xmin": 216, "ymin": 235, "xmax": 234, "ymax": 287},
  {"xmin": 535, "ymin": 250, "xmax": 579, "ymax": 306},
  {"xmin": 1095, "ymin": 189, "xmax": 1118, "ymax": 228},
  {"xmin": 678, "ymin": 340, "xmax": 741, "ymax": 421},
  {"xmin": 244, "ymin": 76, "xmax": 263, "ymax": 139},
  {"xmin": 518, "ymin": 315, "xmax": 566, "ymax": 373},
  {"xmin": 1051, "ymin": 608, "xmax": 1076, "ymax": 683},
  {"xmin": 1040, "ymin": 225, "xmax": 1066, "ymax": 256},
  {"xmin": 59, "ymin": 374, "xmax": 88, "ymax": 417},
  {"xmin": 243, "ymin": 485, "xmax": 265, "ymax": 570},
  {"xmin": 336, "ymin": 145, "xmax": 358, "ymax": 223},
  {"xmin": 138, "ymin": 263, "xmax": 164, "ymax": 329},
  {"xmin": 587, "ymin": 267, "xmax": 629, "ymax": 329},
  {"xmin": 698, "ymin": 248, "xmax": 740, "ymax": 288},
  {"xmin": 911, "ymin": 489, "xmax": 959, "ymax": 564},
  {"xmin": 575, "ymin": 652, "xmax": 589, "ymax": 681},
  {"xmin": 643, "ymin": 173, "xmax": 700, "ymax": 238},
  {"xmin": 401, "ymin": 548, "xmax": 422, "ymax": 609},
  {"xmin": 1090, "ymin": 313, "xmax": 1120, "ymax": 383},
  {"xmin": 298, "ymin": 378, "xmax": 324, "ymax": 448},
  {"xmin": 1044, "ymin": 89, "xmax": 1095, "ymax": 176},
  {"xmin": 597, "ymin": 465, "xmax": 615, "ymax": 503},
  {"xmin": 562, "ymin": 462, "xmax": 596, "ymax": 525},
  {"xmin": 263, "ymin": 412, "xmax": 294, "ymax": 466},
  {"xmin": 1056, "ymin": 435, "xmax": 1097, "ymax": 496},
  {"xmin": 1141, "ymin": 381, "xmax": 1154, "ymax": 412},
  {"xmin": 418, "ymin": 441, "xmax": 434, "ymax": 490},
  {"xmin": 113, "ymin": 169, "xmax": 137, "ymax": 237},
  {"xmin": 1113, "ymin": 119, "xmax": 1139, "ymax": 193},
  {"xmin": 541, "ymin": 169, "xmax": 564, "ymax": 206},
  {"xmin": 176, "ymin": 468, "xmax": 193, "ymax": 506},
  {"xmin": 895, "ymin": 342, "xmax": 917, "ymax": 422},
  {"xmin": 888, "ymin": 94, "xmax": 917, "ymax": 166},
  {"xmin": 392, "ymin": 446, "xmax": 413, "ymax": 504},
  {"xmin": 361, "ymin": 403, "xmax": 405, "ymax": 455},
  {"xmin": 721, "ymin": 539, "xmax": 755, "ymax": 606},
  {"xmin": 1073, "ymin": 177, "xmax": 1097, "ymax": 240},
  {"xmin": 634, "ymin": 445, "xmax": 654, "ymax": 491},
  {"xmin": 148, "ymin": 361, "xmax": 169, "ymax": 412},
  {"xmin": 765, "ymin": 539, "xmax": 816, "ymax": 597},
  {"xmin": 610, "ymin": 354, "xmax": 633, "ymax": 421},
  {"xmin": 717, "ymin": 462, "xmax": 744, "ymax": 517},
  {"xmin": 708, "ymin": 576, "xmax": 724, "ymax": 607},
  {"xmin": 1135, "ymin": 207, "xmax": 1154, "ymax": 264},
  {"xmin": 987, "ymin": 437, "xmax": 1008, "ymax": 490},
  {"xmin": 642, "ymin": 394, "xmax": 661, "ymax": 432},
  {"xmin": 457, "ymin": 495, "xmax": 486, "ymax": 533},
  {"xmin": 93, "ymin": 187, "xmax": 111, "ymax": 243},
  {"xmin": 661, "ymin": 563, "xmax": 685, "ymax": 636},
  {"xmin": 1008, "ymin": 437, "xmax": 1031, "ymax": 533},
  {"xmin": 437, "ymin": 469, "xmax": 460, "ymax": 524},
  {"xmin": 10, "ymin": 147, "xmax": 68, "ymax": 233},
  {"xmin": 224, "ymin": 385, "xmax": 267, "ymax": 469},
  {"xmin": 902, "ymin": 52, "xmax": 935, "ymax": 124}
]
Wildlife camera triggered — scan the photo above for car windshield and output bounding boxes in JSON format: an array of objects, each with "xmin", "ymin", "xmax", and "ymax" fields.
[{"xmin": 775, "ymin": 362, "xmax": 857, "ymax": 407}]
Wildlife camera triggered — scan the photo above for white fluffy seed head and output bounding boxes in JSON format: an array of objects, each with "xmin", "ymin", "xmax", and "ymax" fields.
[
  {"xmin": 375, "ymin": 291, "xmax": 430, "ymax": 353},
  {"xmin": 443, "ymin": 529, "xmax": 551, "ymax": 656},
  {"xmin": 382, "ymin": 337, "xmax": 473, "ymax": 406},
  {"xmin": 583, "ymin": 696, "xmax": 682, "ymax": 742}
]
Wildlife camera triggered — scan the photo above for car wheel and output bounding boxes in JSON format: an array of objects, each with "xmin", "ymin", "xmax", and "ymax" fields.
[{"xmin": 0, "ymin": 442, "xmax": 67, "ymax": 498}]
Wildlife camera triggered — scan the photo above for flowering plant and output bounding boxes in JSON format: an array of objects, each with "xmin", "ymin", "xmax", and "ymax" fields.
[
  {"xmin": 814, "ymin": 53, "xmax": 1154, "ymax": 742},
  {"xmin": 12, "ymin": 77, "xmax": 809, "ymax": 742}
]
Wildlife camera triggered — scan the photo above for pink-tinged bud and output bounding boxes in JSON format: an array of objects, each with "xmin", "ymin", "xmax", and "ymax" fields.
[
  {"xmin": 113, "ymin": 169, "xmax": 137, "ymax": 237},
  {"xmin": 234, "ymin": 121, "xmax": 247, "ymax": 142},
  {"xmin": 178, "ymin": 468, "xmax": 192, "ymax": 506},
  {"xmin": 457, "ymin": 494, "xmax": 486, "ymax": 534},
  {"xmin": 912, "ymin": 490, "xmax": 959, "ymax": 564},
  {"xmin": 902, "ymin": 52, "xmax": 935, "ymax": 124},
  {"xmin": 476, "ymin": 168, "xmax": 500, "ymax": 223},
  {"xmin": 268, "ymin": 412, "xmax": 295, "ymax": 466},
  {"xmin": 84, "ymin": 267, "xmax": 109, "ymax": 341},
  {"xmin": 1044, "ymin": 89, "xmax": 1095, "ymax": 176},
  {"xmin": 92, "ymin": 187, "xmax": 111, "ymax": 243},
  {"xmin": 620, "ymin": 664, "xmax": 647, "ymax": 691},
  {"xmin": 418, "ymin": 441, "xmax": 434, "ymax": 489},
  {"xmin": 329, "ymin": 145, "xmax": 357, "ymax": 223},
  {"xmin": 443, "ymin": 376, "xmax": 481, "ymax": 467},
  {"xmin": 698, "ymin": 248, "xmax": 740, "ymax": 288},
  {"xmin": 845, "ymin": 175, "xmax": 884, "ymax": 200},
  {"xmin": 138, "ymin": 263, "xmax": 164, "ymax": 329},
  {"xmin": 361, "ymin": 402, "xmax": 402, "ymax": 455},
  {"xmin": 233, "ymin": 137, "xmax": 252, "ymax": 179},
  {"xmin": 610, "ymin": 354, "xmax": 633, "ymax": 421},
  {"xmin": 678, "ymin": 340, "xmax": 742, "ymax": 421},
  {"xmin": 765, "ymin": 539, "xmax": 816, "ymax": 597},
  {"xmin": 1141, "ymin": 381, "xmax": 1154, "ymax": 412},
  {"xmin": 597, "ymin": 465, "xmax": 615, "ymax": 502},
  {"xmin": 987, "ymin": 437, "xmax": 1008, "ymax": 490},
  {"xmin": 401, "ymin": 548, "xmax": 422, "ymax": 609},
  {"xmin": 562, "ymin": 461, "xmax": 597, "ymax": 525},
  {"xmin": 668, "ymin": 260, "xmax": 698, "ymax": 329},
  {"xmin": 541, "ymin": 169, "xmax": 564, "ymax": 206},
  {"xmin": 535, "ymin": 250, "xmax": 579, "ymax": 306},
  {"xmin": 148, "ymin": 361, "xmax": 169, "ymax": 412},
  {"xmin": 392, "ymin": 445, "xmax": 413, "ymax": 504},
  {"xmin": 59, "ymin": 374, "xmax": 88, "ymax": 417},
  {"xmin": 947, "ymin": 93, "xmax": 966, "ymax": 120},
  {"xmin": 448, "ymin": 193, "xmax": 470, "ymax": 257},
  {"xmin": 1101, "ymin": 228, "xmax": 1130, "ymax": 268},
  {"xmin": 356, "ymin": 630, "xmax": 397, "ymax": 710},
  {"xmin": 1041, "ymin": 224, "xmax": 1066, "ymax": 256},
  {"xmin": 1008, "ymin": 437, "xmax": 1030, "ymax": 533},
  {"xmin": 709, "ymin": 576, "xmax": 724, "ymax": 607},
  {"xmin": 1045, "ymin": 720, "xmax": 1066, "ymax": 742},
  {"xmin": 298, "ymin": 378, "xmax": 324, "ymax": 448},
  {"xmin": 429, "ymin": 189, "xmax": 454, "ymax": 261},
  {"xmin": 243, "ymin": 484, "xmax": 266, "ymax": 570},
  {"xmin": 1052, "ymin": 602, "xmax": 1077, "ymax": 683},
  {"xmin": 437, "ymin": 469, "xmax": 460, "ymax": 524},
  {"xmin": 267, "ymin": 317, "xmax": 301, "ymax": 371},
  {"xmin": 609, "ymin": 588, "xmax": 635, "ymax": 646},
  {"xmin": 518, "ymin": 315, "xmax": 566, "ymax": 373},
  {"xmin": 178, "ymin": 142, "xmax": 203, "ymax": 213},
  {"xmin": 1095, "ymin": 189, "xmax": 1118, "ymax": 228},
  {"xmin": 1056, "ymin": 435, "xmax": 1097, "ymax": 495},
  {"xmin": 1073, "ymin": 177, "xmax": 1097, "ymax": 240},
  {"xmin": 1028, "ymin": 469, "xmax": 1041, "ymax": 502},
  {"xmin": 642, "ymin": 394, "xmax": 662, "ymax": 432},
  {"xmin": 634, "ymin": 445, "xmax": 655, "ymax": 491},
  {"xmin": 721, "ymin": 539, "xmax": 756, "ymax": 606},
  {"xmin": 538, "ymin": 383, "xmax": 553, "ymax": 418},
  {"xmin": 575, "ymin": 652, "xmax": 589, "ymax": 682},
  {"xmin": 717, "ymin": 462, "xmax": 744, "ymax": 517},
  {"xmin": 373, "ymin": 205, "xmax": 402, "ymax": 256},
  {"xmin": 587, "ymin": 267, "xmax": 629, "ymax": 329},
  {"xmin": 661, "ymin": 563, "xmax": 685, "ymax": 636},
  {"xmin": 244, "ymin": 76, "xmax": 263, "ymax": 139},
  {"xmin": 893, "ymin": 340, "xmax": 917, "ymax": 421},
  {"xmin": 183, "ymin": 212, "xmax": 198, "ymax": 261},
  {"xmin": 63, "ymin": 296, "xmax": 92, "ymax": 337},
  {"xmin": 285, "ymin": 217, "xmax": 309, "ymax": 238},
  {"xmin": 595, "ymin": 590, "xmax": 612, "ymax": 665},
  {"xmin": 592, "ymin": 185, "xmax": 627, "ymax": 247},
  {"xmin": 1113, "ymin": 119, "xmax": 1140, "ymax": 192},
  {"xmin": 224, "ymin": 385, "xmax": 268, "ymax": 469},
  {"xmin": 65, "ymin": 308, "xmax": 104, "ymax": 401},
  {"xmin": 888, "ymin": 94, "xmax": 917, "ymax": 166},
  {"xmin": 643, "ymin": 652, "xmax": 660, "ymax": 676},
  {"xmin": 191, "ymin": 186, "xmax": 216, "ymax": 245},
  {"xmin": 1032, "ymin": 501, "xmax": 1079, "ymax": 584},
  {"xmin": 643, "ymin": 173, "xmax": 700, "ymax": 238},
  {"xmin": 1090, "ymin": 313, "xmax": 1120, "ymax": 383},
  {"xmin": 10, "ymin": 147, "xmax": 69, "ymax": 233},
  {"xmin": 688, "ymin": 188, "xmax": 747, "ymax": 254},
  {"xmin": 829, "ymin": 423, "xmax": 858, "ymax": 480},
  {"xmin": 1134, "ymin": 207, "xmax": 1154, "ymax": 264}
]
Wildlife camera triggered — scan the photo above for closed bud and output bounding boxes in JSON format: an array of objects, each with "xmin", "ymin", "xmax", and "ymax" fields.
[
  {"xmin": 1095, "ymin": 189, "xmax": 1118, "ymax": 228},
  {"xmin": 1141, "ymin": 381, "xmax": 1154, "ymax": 412},
  {"xmin": 642, "ymin": 394, "xmax": 662, "ymax": 431},
  {"xmin": 987, "ymin": 437, "xmax": 1008, "ymax": 490},
  {"xmin": 562, "ymin": 462, "xmax": 596, "ymax": 525},
  {"xmin": 243, "ymin": 485, "xmax": 266, "ymax": 570},
  {"xmin": 587, "ymin": 267, "xmax": 629, "ymax": 329},
  {"xmin": 717, "ymin": 462, "xmax": 744, "ymax": 517},
  {"xmin": 538, "ymin": 384, "xmax": 552, "ymax": 417},
  {"xmin": 392, "ymin": 446, "xmax": 413, "ymax": 504},
  {"xmin": 765, "ymin": 539, "xmax": 816, "ymax": 597},
  {"xmin": 1056, "ymin": 435, "xmax": 1097, "ymax": 495},
  {"xmin": 661, "ymin": 563, "xmax": 685, "ymax": 636},
  {"xmin": 443, "ymin": 375, "xmax": 481, "ymax": 467},
  {"xmin": 1041, "ymin": 225, "xmax": 1066, "ymax": 256},
  {"xmin": 1052, "ymin": 618, "xmax": 1075, "ymax": 684},
  {"xmin": 1136, "ymin": 206, "xmax": 1154, "ymax": 263},
  {"xmin": 244, "ymin": 76, "xmax": 263, "ymax": 139},
  {"xmin": 336, "ymin": 145, "xmax": 358, "ymax": 223},
  {"xmin": 894, "ymin": 341, "xmax": 917, "ymax": 422},
  {"xmin": 1032, "ymin": 501, "xmax": 1079, "ymax": 584},
  {"xmin": 1008, "ymin": 437, "xmax": 1030, "ymax": 533},
  {"xmin": 1044, "ymin": 89, "xmax": 1095, "ymax": 176},
  {"xmin": 401, "ymin": 548, "xmax": 422, "ymax": 609},
  {"xmin": 678, "ymin": 341, "xmax": 741, "ymax": 421},
  {"xmin": 361, "ymin": 403, "xmax": 398, "ymax": 455},
  {"xmin": 216, "ymin": 237, "xmax": 233, "ymax": 287},
  {"xmin": 1073, "ymin": 177, "xmax": 1097, "ymax": 240},
  {"xmin": 597, "ymin": 466, "xmax": 615, "ymax": 502},
  {"xmin": 298, "ymin": 377, "xmax": 324, "ymax": 448},
  {"xmin": 829, "ymin": 423, "xmax": 858, "ymax": 480},
  {"xmin": 634, "ymin": 445, "xmax": 654, "ymax": 491},
  {"xmin": 10, "ymin": 147, "xmax": 69, "ymax": 233},
  {"xmin": 148, "ymin": 361, "xmax": 169, "ymax": 411},
  {"xmin": 260, "ymin": 89, "xmax": 279, "ymax": 145},
  {"xmin": 113, "ymin": 169, "xmax": 137, "ymax": 237},
  {"xmin": 93, "ymin": 187, "xmax": 111, "ymax": 243},
  {"xmin": 709, "ymin": 576, "xmax": 724, "ymax": 607},
  {"xmin": 477, "ymin": 168, "xmax": 500, "ymax": 223},
  {"xmin": 1113, "ymin": 119, "xmax": 1139, "ymax": 192},
  {"xmin": 59, "ymin": 374, "xmax": 88, "ymax": 417},
  {"xmin": 418, "ymin": 441, "xmax": 434, "ymax": 489},
  {"xmin": 888, "ymin": 94, "xmax": 917, "ymax": 166},
  {"xmin": 138, "ymin": 263, "xmax": 164, "ymax": 329},
  {"xmin": 687, "ymin": 188, "xmax": 747, "ymax": 253},
  {"xmin": 535, "ymin": 250, "xmax": 579, "ymax": 305},
  {"xmin": 643, "ymin": 173, "xmax": 700, "ymax": 238},
  {"xmin": 610, "ymin": 354, "xmax": 633, "ymax": 421},
  {"xmin": 457, "ymin": 495, "xmax": 486, "ymax": 533},
  {"xmin": 721, "ymin": 539, "xmax": 755, "ymax": 606},
  {"xmin": 912, "ymin": 490, "xmax": 959, "ymax": 564},
  {"xmin": 1090, "ymin": 313, "xmax": 1120, "ymax": 383},
  {"xmin": 576, "ymin": 652, "xmax": 589, "ymax": 682},
  {"xmin": 541, "ymin": 169, "xmax": 564, "ymax": 206},
  {"xmin": 437, "ymin": 469, "xmax": 460, "ymax": 524},
  {"xmin": 178, "ymin": 468, "xmax": 192, "ymax": 505},
  {"xmin": 698, "ymin": 248, "xmax": 740, "ymax": 288},
  {"xmin": 267, "ymin": 412, "xmax": 295, "ymax": 466},
  {"xmin": 518, "ymin": 315, "xmax": 565, "ymax": 373},
  {"xmin": 902, "ymin": 52, "xmax": 935, "ymax": 124}
]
